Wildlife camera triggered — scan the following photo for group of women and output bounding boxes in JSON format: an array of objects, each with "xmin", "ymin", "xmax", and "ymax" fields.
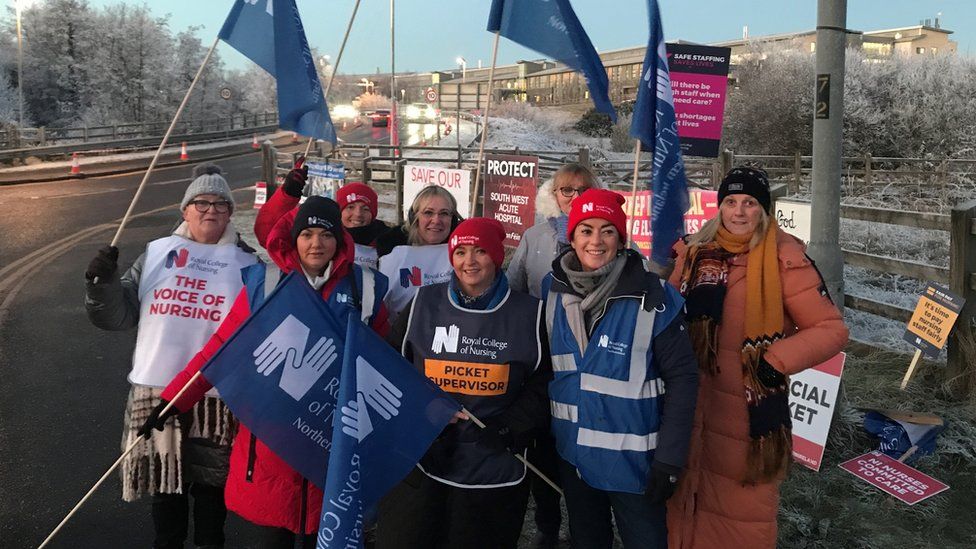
[{"xmin": 85, "ymin": 161, "xmax": 848, "ymax": 549}]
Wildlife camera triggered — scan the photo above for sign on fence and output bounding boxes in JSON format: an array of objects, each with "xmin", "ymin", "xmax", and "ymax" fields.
[
  {"xmin": 666, "ymin": 44, "xmax": 731, "ymax": 158},
  {"xmin": 790, "ymin": 353, "xmax": 846, "ymax": 471},
  {"xmin": 903, "ymin": 283, "xmax": 964, "ymax": 359},
  {"xmin": 403, "ymin": 164, "xmax": 472, "ymax": 219},
  {"xmin": 617, "ymin": 189, "xmax": 718, "ymax": 256},
  {"xmin": 839, "ymin": 451, "xmax": 948, "ymax": 505},
  {"xmin": 483, "ymin": 154, "xmax": 539, "ymax": 247},
  {"xmin": 253, "ymin": 181, "xmax": 267, "ymax": 209},
  {"xmin": 307, "ymin": 162, "xmax": 345, "ymax": 200},
  {"xmin": 773, "ymin": 199, "xmax": 812, "ymax": 243}
]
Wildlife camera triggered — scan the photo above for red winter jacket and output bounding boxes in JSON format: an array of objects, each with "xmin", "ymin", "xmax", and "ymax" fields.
[{"xmin": 161, "ymin": 194, "xmax": 389, "ymax": 535}]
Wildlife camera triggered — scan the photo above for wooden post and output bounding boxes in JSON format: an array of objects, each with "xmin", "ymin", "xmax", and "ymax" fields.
[
  {"xmin": 261, "ymin": 142, "xmax": 277, "ymax": 195},
  {"xmin": 947, "ymin": 198, "xmax": 976, "ymax": 398},
  {"xmin": 362, "ymin": 157, "xmax": 373, "ymax": 188},
  {"xmin": 720, "ymin": 149, "xmax": 734, "ymax": 187},
  {"xmin": 38, "ymin": 126, "xmax": 46, "ymax": 146},
  {"xmin": 83, "ymin": 126, "xmax": 89, "ymax": 143},
  {"xmin": 793, "ymin": 151, "xmax": 802, "ymax": 194},
  {"xmin": 864, "ymin": 153, "xmax": 872, "ymax": 185},
  {"xmin": 395, "ymin": 159, "xmax": 406, "ymax": 225},
  {"xmin": 578, "ymin": 147, "xmax": 590, "ymax": 168}
]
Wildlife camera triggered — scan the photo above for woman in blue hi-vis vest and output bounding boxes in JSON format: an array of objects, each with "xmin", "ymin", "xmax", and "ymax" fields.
[
  {"xmin": 541, "ymin": 188, "xmax": 699, "ymax": 549},
  {"xmin": 377, "ymin": 218, "xmax": 553, "ymax": 549}
]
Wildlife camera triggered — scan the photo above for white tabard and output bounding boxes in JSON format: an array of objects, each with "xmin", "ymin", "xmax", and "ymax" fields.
[
  {"xmin": 128, "ymin": 235, "xmax": 257, "ymax": 390},
  {"xmin": 353, "ymin": 243, "xmax": 379, "ymax": 270},
  {"xmin": 378, "ymin": 244, "xmax": 453, "ymax": 317}
]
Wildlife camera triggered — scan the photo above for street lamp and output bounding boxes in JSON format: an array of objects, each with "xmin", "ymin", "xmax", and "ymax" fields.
[{"xmin": 456, "ymin": 56, "xmax": 467, "ymax": 82}]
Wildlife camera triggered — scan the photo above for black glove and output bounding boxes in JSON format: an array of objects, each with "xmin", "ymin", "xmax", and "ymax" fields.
[
  {"xmin": 645, "ymin": 462, "xmax": 680, "ymax": 504},
  {"xmin": 281, "ymin": 163, "xmax": 308, "ymax": 198},
  {"xmin": 85, "ymin": 245, "xmax": 119, "ymax": 282},
  {"xmin": 757, "ymin": 358, "xmax": 786, "ymax": 389},
  {"xmin": 479, "ymin": 417, "xmax": 526, "ymax": 453},
  {"xmin": 137, "ymin": 399, "xmax": 180, "ymax": 439}
]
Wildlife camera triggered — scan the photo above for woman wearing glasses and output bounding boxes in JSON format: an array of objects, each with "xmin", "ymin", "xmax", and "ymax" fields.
[
  {"xmin": 84, "ymin": 163, "xmax": 258, "ymax": 549},
  {"xmin": 505, "ymin": 162, "xmax": 598, "ymax": 547}
]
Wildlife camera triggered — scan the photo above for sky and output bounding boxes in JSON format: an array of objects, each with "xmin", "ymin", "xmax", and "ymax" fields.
[{"xmin": 64, "ymin": 0, "xmax": 976, "ymax": 73}]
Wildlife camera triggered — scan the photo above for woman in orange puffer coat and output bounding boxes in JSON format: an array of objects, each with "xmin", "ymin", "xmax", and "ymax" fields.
[{"xmin": 667, "ymin": 168, "xmax": 848, "ymax": 549}]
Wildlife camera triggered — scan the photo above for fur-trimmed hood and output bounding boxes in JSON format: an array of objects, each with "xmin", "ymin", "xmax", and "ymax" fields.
[{"xmin": 534, "ymin": 173, "xmax": 607, "ymax": 222}]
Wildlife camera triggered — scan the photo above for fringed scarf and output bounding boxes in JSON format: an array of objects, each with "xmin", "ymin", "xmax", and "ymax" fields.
[{"xmin": 680, "ymin": 222, "xmax": 791, "ymax": 484}]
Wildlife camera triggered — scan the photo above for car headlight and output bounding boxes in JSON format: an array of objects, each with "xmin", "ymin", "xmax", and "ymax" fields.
[{"xmin": 405, "ymin": 105, "xmax": 421, "ymax": 119}]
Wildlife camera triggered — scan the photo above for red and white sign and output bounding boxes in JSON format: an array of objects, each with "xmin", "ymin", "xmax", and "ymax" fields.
[
  {"xmin": 616, "ymin": 189, "xmax": 718, "ymax": 257},
  {"xmin": 403, "ymin": 164, "xmax": 471, "ymax": 218},
  {"xmin": 254, "ymin": 181, "xmax": 267, "ymax": 209},
  {"xmin": 483, "ymin": 154, "xmax": 539, "ymax": 247},
  {"xmin": 425, "ymin": 87, "xmax": 438, "ymax": 104},
  {"xmin": 839, "ymin": 451, "xmax": 949, "ymax": 505},
  {"xmin": 790, "ymin": 353, "xmax": 846, "ymax": 471}
]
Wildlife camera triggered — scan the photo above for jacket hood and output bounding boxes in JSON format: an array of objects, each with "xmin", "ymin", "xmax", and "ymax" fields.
[
  {"xmin": 535, "ymin": 178, "xmax": 563, "ymax": 221},
  {"xmin": 265, "ymin": 207, "xmax": 356, "ymax": 278}
]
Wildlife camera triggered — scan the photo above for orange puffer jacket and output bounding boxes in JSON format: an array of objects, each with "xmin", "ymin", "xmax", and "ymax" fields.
[{"xmin": 666, "ymin": 228, "xmax": 848, "ymax": 549}]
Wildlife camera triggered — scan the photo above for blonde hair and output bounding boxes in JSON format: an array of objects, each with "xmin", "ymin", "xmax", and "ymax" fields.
[
  {"xmin": 551, "ymin": 163, "xmax": 598, "ymax": 194},
  {"xmin": 406, "ymin": 186, "xmax": 459, "ymax": 245},
  {"xmin": 687, "ymin": 208, "xmax": 771, "ymax": 250}
]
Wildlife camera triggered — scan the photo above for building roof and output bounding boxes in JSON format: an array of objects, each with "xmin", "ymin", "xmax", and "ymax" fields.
[{"xmin": 864, "ymin": 25, "xmax": 954, "ymax": 36}]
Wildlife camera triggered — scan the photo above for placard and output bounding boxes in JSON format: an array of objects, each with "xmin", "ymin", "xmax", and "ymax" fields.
[
  {"xmin": 839, "ymin": 451, "xmax": 948, "ymax": 505},
  {"xmin": 666, "ymin": 44, "xmax": 732, "ymax": 158},
  {"xmin": 403, "ymin": 164, "xmax": 471, "ymax": 219},
  {"xmin": 307, "ymin": 161, "xmax": 345, "ymax": 200},
  {"xmin": 902, "ymin": 283, "xmax": 964, "ymax": 358},
  {"xmin": 483, "ymin": 154, "xmax": 539, "ymax": 247},
  {"xmin": 253, "ymin": 181, "xmax": 267, "ymax": 209},
  {"xmin": 617, "ymin": 189, "xmax": 718, "ymax": 256},
  {"xmin": 790, "ymin": 353, "xmax": 846, "ymax": 471},
  {"xmin": 773, "ymin": 199, "xmax": 812, "ymax": 243}
]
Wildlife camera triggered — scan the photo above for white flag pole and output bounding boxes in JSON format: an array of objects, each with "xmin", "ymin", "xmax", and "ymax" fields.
[
  {"xmin": 389, "ymin": 0, "xmax": 398, "ymax": 154},
  {"xmin": 303, "ymin": 0, "xmax": 363, "ymax": 158},
  {"xmin": 37, "ymin": 372, "xmax": 205, "ymax": 549},
  {"xmin": 108, "ymin": 37, "xmax": 220, "ymax": 249},
  {"xmin": 627, "ymin": 141, "xmax": 642, "ymax": 247},
  {"xmin": 461, "ymin": 406, "xmax": 563, "ymax": 497},
  {"xmin": 469, "ymin": 31, "xmax": 501, "ymax": 217}
]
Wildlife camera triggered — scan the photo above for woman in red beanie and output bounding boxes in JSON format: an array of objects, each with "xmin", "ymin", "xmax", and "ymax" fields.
[
  {"xmin": 541, "ymin": 188, "xmax": 699, "ymax": 548},
  {"xmin": 376, "ymin": 217, "xmax": 553, "ymax": 549},
  {"xmin": 336, "ymin": 182, "xmax": 390, "ymax": 269}
]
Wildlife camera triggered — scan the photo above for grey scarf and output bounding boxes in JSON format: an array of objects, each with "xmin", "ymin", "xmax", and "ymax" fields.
[{"xmin": 559, "ymin": 252, "xmax": 628, "ymax": 331}]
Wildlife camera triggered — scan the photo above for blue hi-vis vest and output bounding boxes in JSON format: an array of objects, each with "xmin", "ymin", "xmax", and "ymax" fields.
[
  {"xmin": 542, "ymin": 275, "xmax": 683, "ymax": 494},
  {"xmin": 241, "ymin": 262, "xmax": 388, "ymax": 326}
]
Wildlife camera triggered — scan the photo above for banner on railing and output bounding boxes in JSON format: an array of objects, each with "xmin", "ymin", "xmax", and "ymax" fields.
[{"xmin": 403, "ymin": 164, "xmax": 472, "ymax": 219}]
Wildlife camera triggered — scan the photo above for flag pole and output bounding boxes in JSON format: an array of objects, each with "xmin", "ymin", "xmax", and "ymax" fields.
[
  {"xmin": 107, "ymin": 37, "xmax": 220, "ymax": 249},
  {"xmin": 627, "ymin": 141, "xmax": 642, "ymax": 247},
  {"xmin": 461, "ymin": 406, "xmax": 563, "ymax": 497},
  {"xmin": 469, "ymin": 31, "xmax": 501, "ymax": 217},
  {"xmin": 389, "ymin": 0, "xmax": 398, "ymax": 156},
  {"xmin": 37, "ymin": 372, "xmax": 205, "ymax": 549},
  {"xmin": 303, "ymin": 0, "xmax": 363, "ymax": 158}
]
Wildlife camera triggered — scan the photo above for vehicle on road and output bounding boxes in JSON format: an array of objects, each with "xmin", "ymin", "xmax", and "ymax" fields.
[{"xmin": 371, "ymin": 109, "xmax": 391, "ymax": 127}]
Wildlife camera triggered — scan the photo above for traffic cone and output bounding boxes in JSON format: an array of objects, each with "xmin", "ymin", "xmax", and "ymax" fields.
[
  {"xmin": 70, "ymin": 152, "xmax": 81, "ymax": 176},
  {"xmin": 252, "ymin": 134, "xmax": 260, "ymax": 150},
  {"xmin": 180, "ymin": 142, "xmax": 189, "ymax": 161}
]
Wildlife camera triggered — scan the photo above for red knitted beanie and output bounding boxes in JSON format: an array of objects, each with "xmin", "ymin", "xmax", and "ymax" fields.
[{"xmin": 448, "ymin": 218, "xmax": 507, "ymax": 269}]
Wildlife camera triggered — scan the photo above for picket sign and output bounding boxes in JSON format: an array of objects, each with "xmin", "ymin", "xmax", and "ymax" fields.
[
  {"xmin": 254, "ymin": 181, "xmax": 268, "ymax": 209},
  {"xmin": 900, "ymin": 283, "xmax": 965, "ymax": 389}
]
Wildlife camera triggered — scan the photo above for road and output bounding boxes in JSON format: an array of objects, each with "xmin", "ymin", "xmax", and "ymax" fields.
[{"xmin": 0, "ymin": 149, "xmax": 292, "ymax": 548}]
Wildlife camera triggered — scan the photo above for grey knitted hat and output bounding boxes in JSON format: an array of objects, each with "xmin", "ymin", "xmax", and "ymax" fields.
[{"xmin": 181, "ymin": 163, "xmax": 235, "ymax": 211}]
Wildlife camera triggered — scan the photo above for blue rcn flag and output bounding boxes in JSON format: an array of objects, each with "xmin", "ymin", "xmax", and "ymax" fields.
[
  {"xmin": 200, "ymin": 273, "xmax": 346, "ymax": 487},
  {"xmin": 316, "ymin": 318, "xmax": 460, "ymax": 548},
  {"xmin": 218, "ymin": 0, "xmax": 336, "ymax": 142},
  {"xmin": 488, "ymin": 0, "xmax": 616, "ymax": 122},
  {"xmin": 630, "ymin": 0, "xmax": 688, "ymax": 266}
]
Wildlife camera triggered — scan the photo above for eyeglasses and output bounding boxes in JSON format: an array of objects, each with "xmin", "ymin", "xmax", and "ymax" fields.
[
  {"xmin": 557, "ymin": 186, "xmax": 589, "ymax": 198},
  {"xmin": 189, "ymin": 199, "xmax": 231, "ymax": 213}
]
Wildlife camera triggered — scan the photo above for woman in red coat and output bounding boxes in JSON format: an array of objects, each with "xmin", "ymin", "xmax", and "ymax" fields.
[
  {"xmin": 143, "ymin": 196, "xmax": 389, "ymax": 549},
  {"xmin": 667, "ymin": 168, "xmax": 848, "ymax": 549}
]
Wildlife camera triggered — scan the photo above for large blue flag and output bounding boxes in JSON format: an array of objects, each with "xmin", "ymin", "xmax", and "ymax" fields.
[
  {"xmin": 316, "ymin": 317, "xmax": 460, "ymax": 548},
  {"xmin": 200, "ymin": 273, "xmax": 346, "ymax": 487},
  {"xmin": 630, "ymin": 0, "xmax": 688, "ymax": 266},
  {"xmin": 488, "ymin": 0, "xmax": 616, "ymax": 122},
  {"xmin": 219, "ymin": 0, "xmax": 336, "ymax": 142}
]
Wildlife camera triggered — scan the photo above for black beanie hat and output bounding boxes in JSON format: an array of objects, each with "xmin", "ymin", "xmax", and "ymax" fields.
[
  {"xmin": 291, "ymin": 196, "xmax": 344, "ymax": 245},
  {"xmin": 718, "ymin": 167, "xmax": 772, "ymax": 213}
]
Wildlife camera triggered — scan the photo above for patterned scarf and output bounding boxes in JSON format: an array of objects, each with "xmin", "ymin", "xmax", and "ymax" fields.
[{"xmin": 681, "ymin": 222, "xmax": 791, "ymax": 483}]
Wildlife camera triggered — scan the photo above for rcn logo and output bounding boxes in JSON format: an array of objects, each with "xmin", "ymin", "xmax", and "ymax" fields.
[
  {"xmin": 243, "ymin": 0, "xmax": 273, "ymax": 16},
  {"xmin": 253, "ymin": 315, "xmax": 338, "ymax": 401},
  {"xmin": 431, "ymin": 325, "xmax": 460, "ymax": 354},
  {"xmin": 581, "ymin": 203, "xmax": 594, "ymax": 213},
  {"xmin": 335, "ymin": 293, "xmax": 350, "ymax": 304},
  {"xmin": 598, "ymin": 334, "xmax": 610, "ymax": 348},
  {"xmin": 339, "ymin": 356, "xmax": 404, "ymax": 442},
  {"xmin": 400, "ymin": 266, "xmax": 422, "ymax": 288},
  {"xmin": 165, "ymin": 248, "xmax": 189, "ymax": 269}
]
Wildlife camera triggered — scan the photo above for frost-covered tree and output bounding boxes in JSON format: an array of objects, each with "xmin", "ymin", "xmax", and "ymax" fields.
[{"xmin": 0, "ymin": 71, "xmax": 19, "ymax": 124}]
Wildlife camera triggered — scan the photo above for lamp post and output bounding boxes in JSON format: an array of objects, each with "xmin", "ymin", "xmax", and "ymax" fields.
[{"xmin": 456, "ymin": 56, "xmax": 467, "ymax": 82}]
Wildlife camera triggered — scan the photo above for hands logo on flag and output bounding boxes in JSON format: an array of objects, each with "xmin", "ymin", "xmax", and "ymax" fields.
[
  {"xmin": 340, "ymin": 357, "xmax": 404, "ymax": 442},
  {"xmin": 244, "ymin": 0, "xmax": 273, "ymax": 16},
  {"xmin": 253, "ymin": 314, "xmax": 338, "ymax": 401}
]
